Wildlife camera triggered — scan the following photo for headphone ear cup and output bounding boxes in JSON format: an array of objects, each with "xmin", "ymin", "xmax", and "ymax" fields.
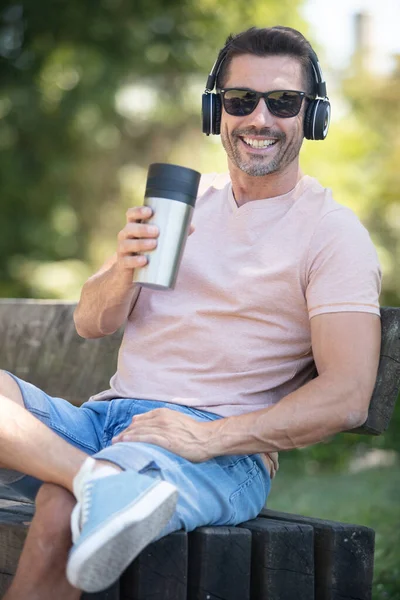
[
  {"xmin": 213, "ymin": 94, "xmax": 222, "ymax": 135},
  {"xmin": 304, "ymin": 100, "xmax": 316, "ymax": 140},
  {"xmin": 304, "ymin": 99, "xmax": 331, "ymax": 140},
  {"xmin": 313, "ymin": 99, "xmax": 331, "ymax": 140},
  {"xmin": 202, "ymin": 93, "xmax": 221, "ymax": 135},
  {"xmin": 202, "ymin": 93, "xmax": 212, "ymax": 135}
]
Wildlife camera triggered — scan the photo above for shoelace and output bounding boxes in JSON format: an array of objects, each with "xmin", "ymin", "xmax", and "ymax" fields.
[
  {"xmin": 71, "ymin": 481, "xmax": 94, "ymax": 543},
  {"xmin": 70, "ymin": 457, "xmax": 97, "ymax": 544}
]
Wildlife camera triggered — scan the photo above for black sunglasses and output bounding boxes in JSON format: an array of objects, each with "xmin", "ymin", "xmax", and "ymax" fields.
[{"xmin": 219, "ymin": 88, "xmax": 314, "ymax": 118}]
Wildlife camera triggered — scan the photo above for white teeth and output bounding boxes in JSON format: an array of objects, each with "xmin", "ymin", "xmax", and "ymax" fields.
[{"xmin": 242, "ymin": 137, "xmax": 276, "ymax": 148}]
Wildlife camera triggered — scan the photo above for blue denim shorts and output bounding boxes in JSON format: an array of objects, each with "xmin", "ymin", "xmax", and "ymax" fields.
[{"xmin": 0, "ymin": 373, "xmax": 271, "ymax": 535}]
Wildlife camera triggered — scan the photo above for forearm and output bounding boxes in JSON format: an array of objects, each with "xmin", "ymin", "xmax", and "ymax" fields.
[
  {"xmin": 74, "ymin": 261, "xmax": 138, "ymax": 338},
  {"xmin": 207, "ymin": 373, "xmax": 368, "ymax": 457}
]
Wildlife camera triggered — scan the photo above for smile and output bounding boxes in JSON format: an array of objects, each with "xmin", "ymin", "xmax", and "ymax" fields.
[{"xmin": 240, "ymin": 136, "xmax": 278, "ymax": 149}]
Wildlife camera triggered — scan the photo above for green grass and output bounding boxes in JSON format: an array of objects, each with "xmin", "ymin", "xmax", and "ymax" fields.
[{"xmin": 266, "ymin": 465, "xmax": 400, "ymax": 600}]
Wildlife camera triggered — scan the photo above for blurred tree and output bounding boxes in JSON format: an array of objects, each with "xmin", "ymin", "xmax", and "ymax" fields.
[{"xmin": 0, "ymin": 0, "xmax": 306, "ymax": 297}]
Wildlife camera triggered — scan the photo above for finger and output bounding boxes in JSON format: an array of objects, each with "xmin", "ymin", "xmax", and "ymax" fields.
[
  {"xmin": 126, "ymin": 206, "xmax": 153, "ymax": 223},
  {"xmin": 117, "ymin": 254, "xmax": 148, "ymax": 270},
  {"xmin": 119, "ymin": 238, "xmax": 157, "ymax": 255},
  {"xmin": 189, "ymin": 224, "xmax": 195, "ymax": 236},
  {"xmin": 118, "ymin": 222, "xmax": 159, "ymax": 241}
]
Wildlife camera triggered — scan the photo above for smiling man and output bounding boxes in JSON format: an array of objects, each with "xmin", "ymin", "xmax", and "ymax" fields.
[{"xmin": 0, "ymin": 26, "xmax": 381, "ymax": 599}]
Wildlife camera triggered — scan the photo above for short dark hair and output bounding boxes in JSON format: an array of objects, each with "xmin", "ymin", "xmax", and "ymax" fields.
[{"xmin": 216, "ymin": 26, "xmax": 316, "ymax": 95}]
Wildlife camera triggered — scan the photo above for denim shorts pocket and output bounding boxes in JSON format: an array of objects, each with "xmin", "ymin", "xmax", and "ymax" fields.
[{"xmin": 228, "ymin": 461, "xmax": 266, "ymax": 526}]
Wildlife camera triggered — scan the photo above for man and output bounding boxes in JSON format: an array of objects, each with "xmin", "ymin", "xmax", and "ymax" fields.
[{"xmin": 0, "ymin": 26, "xmax": 381, "ymax": 599}]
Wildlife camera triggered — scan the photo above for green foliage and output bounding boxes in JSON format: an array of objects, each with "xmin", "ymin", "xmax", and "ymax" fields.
[
  {"xmin": 0, "ymin": 0, "xmax": 306, "ymax": 297},
  {"xmin": 268, "ymin": 466, "xmax": 400, "ymax": 600}
]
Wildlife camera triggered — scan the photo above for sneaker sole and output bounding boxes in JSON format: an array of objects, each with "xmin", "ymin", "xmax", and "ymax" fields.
[{"xmin": 66, "ymin": 479, "xmax": 178, "ymax": 593}]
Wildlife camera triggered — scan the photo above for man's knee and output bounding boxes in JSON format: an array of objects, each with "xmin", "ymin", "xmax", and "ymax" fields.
[
  {"xmin": 35, "ymin": 483, "xmax": 75, "ymax": 536},
  {"xmin": 0, "ymin": 370, "xmax": 24, "ymax": 407}
]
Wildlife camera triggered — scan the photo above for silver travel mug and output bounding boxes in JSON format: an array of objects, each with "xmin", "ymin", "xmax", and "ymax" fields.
[{"xmin": 132, "ymin": 163, "xmax": 201, "ymax": 290}]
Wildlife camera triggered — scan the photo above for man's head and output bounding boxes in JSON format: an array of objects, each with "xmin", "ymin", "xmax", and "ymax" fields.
[
  {"xmin": 203, "ymin": 27, "xmax": 329, "ymax": 179},
  {"xmin": 216, "ymin": 26, "xmax": 316, "ymax": 95}
]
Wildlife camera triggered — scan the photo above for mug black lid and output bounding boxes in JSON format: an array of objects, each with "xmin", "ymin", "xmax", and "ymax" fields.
[{"xmin": 145, "ymin": 163, "xmax": 201, "ymax": 206}]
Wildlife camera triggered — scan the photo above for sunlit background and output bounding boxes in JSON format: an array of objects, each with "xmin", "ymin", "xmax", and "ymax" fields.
[{"xmin": 1, "ymin": 1, "xmax": 399, "ymax": 597}]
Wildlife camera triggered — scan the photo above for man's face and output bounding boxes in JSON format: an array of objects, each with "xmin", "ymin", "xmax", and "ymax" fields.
[{"xmin": 220, "ymin": 54, "xmax": 307, "ymax": 177}]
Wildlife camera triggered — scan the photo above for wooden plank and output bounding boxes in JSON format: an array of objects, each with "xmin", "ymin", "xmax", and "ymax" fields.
[
  {"xmin": 0, "ymin": 300, "xmax": 122, "ymax": 405},
  {"xmin": 351, "ymin": 306, "xmax": 400, "ymax": 435},
  {"xmin": 187, "ymin": 526, "xmax": 251, "ymax": 600},
  {"xmin": 260, "ymin": 508, "xmax": 374, "ymax": 600},
  {"xmin": 82, "ymin": 582, "xmax": 120, "ymax": 600},
  {"xmin": 0, "ymin": 520, "xmax": 29, "ymax": 600},
  {"xmin": 0, "ymin": 503, "xmax": 120, "ymax": 600},
  {"xmin": 0, "ymin": 499, "xmax": 35, "ymax": 598},
  {"xmin": 239, "ymin": 518, "xmax": 314, "ymax": 600},
  {"xmin": 1, "ymin": 300, "xmax": 398, "ymax": 432},
  {"xmin": 0, "ymin": 573, "xmax": 13, "ymax": 599},
  {"xmin": 0, "ymin": 485, "xmax": 33, "ymax": 503},
  {"xmin": 120, "ymin": 530, "xmax": 187, "ymax": 600}
]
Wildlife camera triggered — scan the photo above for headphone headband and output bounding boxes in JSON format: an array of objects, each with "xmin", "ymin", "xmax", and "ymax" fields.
[
  {"xmin": 205, "ymin": 46, "xmax": 230, "ymax": 92},
  {"xmin": 205, "ymin": 44, "xmax": 327, "ymax": 99}
]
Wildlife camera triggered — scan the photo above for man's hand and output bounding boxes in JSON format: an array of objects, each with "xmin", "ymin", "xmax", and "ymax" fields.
[
  {"xmin": 115, "ymin": 206, "xmax": 195, "ymax": 284},
  {"xmin": 111, "ymin": 408, "xmax": 214, "ymax": 462},
  {"xmin": 116, "ymin": 206, "xmax": 160, "ymax": 278}
]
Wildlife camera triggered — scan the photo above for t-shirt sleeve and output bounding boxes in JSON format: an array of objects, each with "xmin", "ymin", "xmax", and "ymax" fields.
[{"xmin": 306, "ymin": 208, "xmax": 382, "ymax": 319}]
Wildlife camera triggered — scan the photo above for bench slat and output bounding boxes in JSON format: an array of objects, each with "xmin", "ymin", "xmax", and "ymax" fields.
[
  {"xmin": 352, "ymin": 306, "xmax": 400, "ymax": 434},
  {"xmin": 120, "ymin": 531, "xmax": 187, "ymax": 600},
  {"xmin": 239, "ymin": 518, "xmax": 314, "ymax": 600},
  {"xmin": 82, "ymin": 583, "xmax": 120, "ymax": 600},
  {"xmin": 260, "ymin": 508, "xmax": 374, "ymax": 600},
  {"xmin": 187, "ymin": 527, "xmax": 252, "ymax": 600}
]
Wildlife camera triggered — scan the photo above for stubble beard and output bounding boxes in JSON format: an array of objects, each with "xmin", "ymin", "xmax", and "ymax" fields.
[{"xmin": 221, "ymin": 126, "xmax": 304, "ymax": 177}]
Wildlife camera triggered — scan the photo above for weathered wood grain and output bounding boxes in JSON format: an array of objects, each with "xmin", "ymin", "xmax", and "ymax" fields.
[
  {"xmin": 0, "ymin": 300, "xmax": 122, "ymax": 406},
  {"xmin": 352, "ymin": 307, "xmax": 400, "ymax": 434},
  {"xmin": 120, "ymin": 530, "xmax": 187, "ymax": 600},
  {"xmin": 0, "ymin": 509, "xmax": 30, "ymax": 599},
  {"xmin": 187, "ymin": 527, "xmax": 252, "ymax": 600},
  {"xmin": 0, "ymin": 497, "xmax": 120, "ymax": 600},
  {"xmin": 260, "ymin": 508, "xmax": 374, "ymax": 600},
  {"xmin": 239, "ymin": 518, "xmax": 314, "ymax": 600},
  {"xmin": 82, "ymin": 582, "xmax": 120, "ymax": 600}
]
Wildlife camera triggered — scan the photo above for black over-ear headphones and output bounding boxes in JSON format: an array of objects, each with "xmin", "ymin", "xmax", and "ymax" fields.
[{"xmin": 202, "ymin": 43, "xmax": 331, "ymax": 141}]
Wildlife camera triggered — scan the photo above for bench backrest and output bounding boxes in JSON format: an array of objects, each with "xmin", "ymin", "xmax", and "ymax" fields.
[{"xmin": 0, "ymin": 300, "xmax": 399, "ymax": 435}]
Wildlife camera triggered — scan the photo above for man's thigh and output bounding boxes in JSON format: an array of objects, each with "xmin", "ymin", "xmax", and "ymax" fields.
[
  {"xmin": 0, "ymin": 373, "xmax": 110, "ymax": 500},
  {"xmin": 95, "ymin": 400, "xmax": 272, "ymax": 534}
]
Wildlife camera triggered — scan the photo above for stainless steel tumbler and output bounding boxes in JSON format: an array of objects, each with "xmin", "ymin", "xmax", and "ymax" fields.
[{"xmin": 132, "ymin": 163, "xmax": 201, "ymax": 290}]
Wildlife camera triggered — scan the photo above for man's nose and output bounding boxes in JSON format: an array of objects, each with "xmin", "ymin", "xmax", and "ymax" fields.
[{"xmin": 246, "ymin": 98, "xmax": 275, "ymax": 128}]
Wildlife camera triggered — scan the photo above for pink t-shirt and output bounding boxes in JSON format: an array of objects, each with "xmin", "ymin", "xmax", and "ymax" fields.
[{"xmin": 92, "ymin": 173, "xmax": 381, "ymax": 419}]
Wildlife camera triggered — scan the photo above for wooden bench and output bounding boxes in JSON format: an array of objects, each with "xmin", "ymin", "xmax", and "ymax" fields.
[{"xmin": 0, "ymin": 300, "xmax": 398, "ymax": 600}]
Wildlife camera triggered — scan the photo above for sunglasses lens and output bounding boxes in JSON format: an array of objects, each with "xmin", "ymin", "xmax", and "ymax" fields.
[
  {"xmin": 267, "ymin": 91, "xmax": 303, "ymax": 117},
  {"xmin": 223, "ymin": 90, "xmax": 257, "ymax": 116}
]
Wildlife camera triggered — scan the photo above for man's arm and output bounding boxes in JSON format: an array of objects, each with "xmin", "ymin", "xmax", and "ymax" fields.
[
  {"xmin": 112, "ymin": 312, "xmax": 381, "ymax": 462},
  {"xmin": 207, "ymin": 312, "xmax": 381, "ymax": 455},
  {"xmin": 74, "ymin": 206, "xmax": 159, "ymax": 339}
]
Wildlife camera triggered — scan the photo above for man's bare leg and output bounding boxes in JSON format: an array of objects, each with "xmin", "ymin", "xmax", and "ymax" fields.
[
  {"xmin": 0, "ymin": 372, "xmax": 122, "ymax": 597},
  {"xmin": 3, "ymin": 484, "xmax": 80, "ymax": 600},
  {"xmin": 0, "ymin": 370, "xmax": 94, "ymax": 489},
  {"xmin": 0, "ymin": 371, "xmax": 24, "ymax": 407}
]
